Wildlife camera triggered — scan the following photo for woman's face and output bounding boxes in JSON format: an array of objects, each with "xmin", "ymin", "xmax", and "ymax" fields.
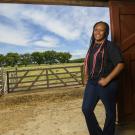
[{"xmin": 93, "ymin": 23, "xmax": 106, "ymax": 42}]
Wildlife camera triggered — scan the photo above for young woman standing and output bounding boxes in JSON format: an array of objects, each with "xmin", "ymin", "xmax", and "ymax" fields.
[{"xmin": 82, "ymin": 21, "xmax": 125, "ymax": 135}]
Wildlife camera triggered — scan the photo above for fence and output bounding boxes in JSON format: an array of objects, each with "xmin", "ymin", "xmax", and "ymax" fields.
[
  {"xmin": 0, "ymin": 67, "xmax": 7, "ymax": 95},
  {"xmin": 7, "ymin": 65, "xmax": 84, "ymax": 92}
]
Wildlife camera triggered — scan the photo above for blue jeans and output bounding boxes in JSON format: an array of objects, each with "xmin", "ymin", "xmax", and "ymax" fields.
[{"xmin": 82, "ymin": 79, "xmax": 118, "ymax": 135}]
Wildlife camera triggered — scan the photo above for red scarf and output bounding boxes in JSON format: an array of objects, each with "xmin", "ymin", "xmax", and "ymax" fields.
[{"xmin": 84, "ymin": 40, "xmax": 105, "ymax": 78}]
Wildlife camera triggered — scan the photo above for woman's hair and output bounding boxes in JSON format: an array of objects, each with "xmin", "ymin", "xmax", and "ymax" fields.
[{"xmin": 89, "ymin": 21, "xmax": 109, "ymax": 51}]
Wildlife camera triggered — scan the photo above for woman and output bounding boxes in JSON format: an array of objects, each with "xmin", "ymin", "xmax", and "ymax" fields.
[{"xmin": 82, "ymin": 21, "xmax": 125, "ymax": 135}]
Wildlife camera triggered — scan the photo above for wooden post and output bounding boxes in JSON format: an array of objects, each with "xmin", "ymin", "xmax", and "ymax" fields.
[
  {"xmin": 7, "ymin": 71, "xmax": 10, "ymax": 93},
  {"xmin": 46, "ymin": 69, "xmax": 49, "ymax": 88},
  {"xmin": 1, "ymin": 67, "xmax": 4, "ymax": 91},
  {"xmin": 15, "ymin": 66, "xmax": 18, "ymax": 83},
  {"xmin": 81, "ymin": 65, "xmax": 84, "ymax": 86}
]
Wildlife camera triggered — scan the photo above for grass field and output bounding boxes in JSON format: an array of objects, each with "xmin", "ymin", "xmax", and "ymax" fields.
[{"xmin": 4, "ymin": 63, "xmax": 83, "ymax": 71}]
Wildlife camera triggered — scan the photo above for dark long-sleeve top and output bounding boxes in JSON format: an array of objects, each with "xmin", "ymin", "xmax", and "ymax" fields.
[{"xmin": 87, "ymin": 40, "xmax": 124, "ymax": 80}]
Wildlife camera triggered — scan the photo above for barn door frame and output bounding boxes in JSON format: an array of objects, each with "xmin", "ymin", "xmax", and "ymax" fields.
[{"xmin": 109, "ymin": 1, "xmax": 135, "ymax": 124}]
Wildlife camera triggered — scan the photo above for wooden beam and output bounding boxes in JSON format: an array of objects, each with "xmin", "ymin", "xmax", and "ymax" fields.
[{"xmin": 0, "ymin": 0, "xmax": 108, "ymax": 7}]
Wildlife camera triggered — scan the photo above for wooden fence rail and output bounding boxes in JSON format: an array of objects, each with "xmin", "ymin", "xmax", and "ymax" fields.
[{"xmin": 7, "ymin": 65, "xmax": 84, "ymax": 92}]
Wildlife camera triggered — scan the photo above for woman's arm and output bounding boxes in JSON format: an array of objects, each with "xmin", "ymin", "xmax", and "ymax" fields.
[{"xmin": 98, "ymin": 63, "xmax": 125, "ymax": 87}]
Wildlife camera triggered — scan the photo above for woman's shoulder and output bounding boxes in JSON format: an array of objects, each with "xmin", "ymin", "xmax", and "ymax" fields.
[{"xmin": 106, "ymin": 40, "xmax": 120, "ymax": 50}]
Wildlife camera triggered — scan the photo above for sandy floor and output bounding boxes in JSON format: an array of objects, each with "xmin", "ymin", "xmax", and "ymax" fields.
[{"xmin": 0, "ymin": 88, "xmax": 105, "ymax": 135}]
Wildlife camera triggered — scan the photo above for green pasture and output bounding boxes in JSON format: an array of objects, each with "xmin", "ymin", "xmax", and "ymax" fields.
[{"xmin": 4, "ymin": 63, "xmax": 83, "ymax": 71}]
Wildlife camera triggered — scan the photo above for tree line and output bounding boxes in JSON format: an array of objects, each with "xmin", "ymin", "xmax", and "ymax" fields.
[{"xmin": 0, "ymin": 51, "xmax": 72, "ymax": 67}]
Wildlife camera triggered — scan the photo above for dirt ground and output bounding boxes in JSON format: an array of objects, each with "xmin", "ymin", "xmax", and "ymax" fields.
[{"xmin": 0, "ymin": 87, "xmax": 105, "ymax": 135}]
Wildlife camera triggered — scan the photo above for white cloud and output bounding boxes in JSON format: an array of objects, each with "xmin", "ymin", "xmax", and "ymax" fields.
[
  {"xmin": 0, "ymin": 4, "xmax": 22, "ymax": 17},
  {"xmin": 31, "ymin": 36, "xmax": 60, "ymax": 48},
  {"xmin": 0, "ymin": 23, "xmax": 29, "ymax": 46},
  {"xmin": 22, "ymin": 9, "xmax": 81, "ymax": 40},
  {"xmin": 0, "ymin": 4, "xmax": 33, "ymax": 46}
]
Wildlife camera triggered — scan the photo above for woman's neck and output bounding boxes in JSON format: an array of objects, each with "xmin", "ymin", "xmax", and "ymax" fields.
[{"xmin": 95, "ymin": 39, "xmax": 105, "ymax": 45}]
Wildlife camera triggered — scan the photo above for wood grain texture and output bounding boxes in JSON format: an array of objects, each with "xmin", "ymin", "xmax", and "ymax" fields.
[{"xmin": 0, "ymin": 0, "xmax": 108, "ymax": 7}]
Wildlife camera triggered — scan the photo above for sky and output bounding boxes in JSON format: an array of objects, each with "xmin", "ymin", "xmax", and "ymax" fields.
[{"xmin": 0, "ymin": 4, "xmax": 110, "ymax": 59}]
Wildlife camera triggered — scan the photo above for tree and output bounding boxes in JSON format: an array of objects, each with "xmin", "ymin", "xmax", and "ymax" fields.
[
  {"xmin": 20, "ymin": 53, "xmax": 32, "ymax": 66},
  {"xmin": 0, "ymin": 54, "xmax": 5, "ymax": 66},
  {"xmin": 2, "ymin": 50, "xmax": 72, "ymax": 67},
  {"xmin": 5, "ymin": 52, "xmax": 20, "ymax": 66},
  {"xmin": 56, "ymin": 52, "xmax": 72, "ymax": 63},
  {"xmin": 31, "ymin": 52, "xmax": 44, "ymax": 65},
  {"xmin": 43, "ymin": 51, "xmax": 57, "ymax": 64}
]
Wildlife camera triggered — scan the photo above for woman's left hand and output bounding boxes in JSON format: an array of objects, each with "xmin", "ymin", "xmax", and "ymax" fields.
[{"xmin": 98, "ymin": 77, "xmax": 110, "ymax": 87}]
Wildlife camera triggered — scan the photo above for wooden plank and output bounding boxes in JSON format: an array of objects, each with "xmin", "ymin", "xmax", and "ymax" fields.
[
  {"xmin": 64, "ymin": 67, "xmax": 81, "ymax": 85},
  {"xmin": 8, "ymin": 71, "xmax": 81, "ymax": 79},
  {"xmin": 8, "ymin": 76, "xmax": 81, "ymax": 85},
  {"xmin": 7, "ymin": 65, "xmax": 82, "ymax": 72},
  {"xmin": 109, "ymin": 1, "xmax": 121, "ymax": 44},
  {"xmin": 11, "ymin": 70, "xmax": 29, "ymax": 90},
  {"xmin": 9, "ymin": 80, "xmax": 80, "ymax": 90},
  {"xmin": 12, "ymin": 83, "xmax": 82, "ymax": 91},
  {"xmin": 80, "ymin": 65, "xmax": 84, "ymax": 85},
  {"xmin": 46, "ymin": 69, "xmax": 49, "ymax": 88},
  {"xmin": 9, "ymin": 79, "xmax": 82, "ymax": 90},
  {"xmin": 49, "ymin": 69, "xmax": 67, "ymax": 86},
  {"xmin": 0, "ymin": 0, "xmax": 108, "ymax": 7},
  {"xmin": 7, "ymin": 71, "xmax": 10, "ymax": 93},
  {"xmin": 28, "ymin": 69, "xmax": 45, "ymax": 90}
]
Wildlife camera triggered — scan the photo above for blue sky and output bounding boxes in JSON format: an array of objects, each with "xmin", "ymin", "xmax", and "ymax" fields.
[{"xmin": 0, "ymin": 4, "xmax": 110, "ymax": 59}]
